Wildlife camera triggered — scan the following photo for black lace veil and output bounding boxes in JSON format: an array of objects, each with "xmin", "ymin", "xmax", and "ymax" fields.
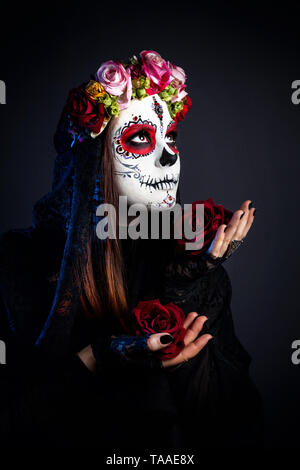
[{"xmin": 33, "ymin": 109, "xmax": 105, "ymax": 357}]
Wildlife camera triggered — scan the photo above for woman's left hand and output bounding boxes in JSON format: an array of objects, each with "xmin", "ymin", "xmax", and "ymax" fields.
[{"xmin": 208, "ymin": 199, "xmax": 256, "ymax": 259}]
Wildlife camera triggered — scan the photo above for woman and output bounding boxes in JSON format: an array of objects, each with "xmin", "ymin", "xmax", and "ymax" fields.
[{"xmin": 0, "ymin": 50, "xmax": 262, "ymax": 450}]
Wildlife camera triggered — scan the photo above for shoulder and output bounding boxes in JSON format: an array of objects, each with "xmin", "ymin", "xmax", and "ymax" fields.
[
  {"xmin": 0, "ymin": 227, "xmax": 60, "ymax": 337},
  {"xmin": 0, "ymin": 228, "xmax": 35, "ymax": 272},
  {"xmin": 0, "ymin": 226, "xmax": 64, "ymax": 277},
  {"xmin": 0, "ymin": 228, "xmax": 36, "ymax": 335}
]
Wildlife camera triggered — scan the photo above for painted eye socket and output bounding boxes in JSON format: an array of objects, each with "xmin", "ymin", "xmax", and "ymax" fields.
[
  {"xmin": 120, "ymin": 123, "xmax": 156, "ymax": 155},
  {"xmin": 166, "ymin": 124, "xmax": 179, "ymax": 153}
]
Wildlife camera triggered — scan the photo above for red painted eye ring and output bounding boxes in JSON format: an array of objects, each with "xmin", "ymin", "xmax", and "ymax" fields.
[
  {"xmin": 166, "ymin": 123, "xmax": 179, "ymax": 154},
  {"xmin": 166, "ymin": 122, "xmax": 178, "ymax": 136},
  {"xmin": 120, "ymin": 123, "xmax": 156, "ymax": 155}
]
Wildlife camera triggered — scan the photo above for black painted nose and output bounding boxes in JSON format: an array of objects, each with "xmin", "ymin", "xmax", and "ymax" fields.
[{"xmin": 159, "ymin": 147, "xmax": 178, "ymax": 167}]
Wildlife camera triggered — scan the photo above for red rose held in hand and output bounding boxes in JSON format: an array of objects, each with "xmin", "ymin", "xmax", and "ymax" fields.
[
  {"xmin": 176, "ymin": 197, "xmax": 233, "ymax": 256},
  {"xmin": 65, "ymin": 86, "xmax": 105, "ymax": 134},
  {"xmin": 123, "ymin": 299, "xmax": 186, "ymax": 360}
]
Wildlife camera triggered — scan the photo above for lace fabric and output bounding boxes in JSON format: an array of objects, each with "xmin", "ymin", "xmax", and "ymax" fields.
[
  {"xmin": 33, "ymin": 135, "xmax": 105, "ymax": 359},
  {"xmin": 91, "ymin": 333, "xmax": 163, "ymax": 370},
  {"xmin": 164, "ymin": 239, "xmax": 244, "ymax": 284}
]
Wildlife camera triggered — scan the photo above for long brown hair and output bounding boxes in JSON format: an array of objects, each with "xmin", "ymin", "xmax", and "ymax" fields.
[{"xmin": 79, "ymin": 121, "xmax": 128, "ymax": 321}]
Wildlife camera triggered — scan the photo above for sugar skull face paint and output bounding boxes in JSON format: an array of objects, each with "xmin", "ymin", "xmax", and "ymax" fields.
[{"xmin": 110, "ymin": 94, "xmax": 180, "ymax": 209}]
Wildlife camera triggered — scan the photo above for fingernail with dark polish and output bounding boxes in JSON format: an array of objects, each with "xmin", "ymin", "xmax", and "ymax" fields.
[
  {"xmin": 248, "ymin": 201, "xmax": 253, "ymax": 210},
  {"xmin": 240, "ymin": 211, "xmax": 245, "ymax": 219},
  {"xmin": 160, "ymin": 335, "xmax": 173, "ymax": 344},
  {"xmin": 253, "ymin": 209, "xmax": 257, "ymax": 216}
]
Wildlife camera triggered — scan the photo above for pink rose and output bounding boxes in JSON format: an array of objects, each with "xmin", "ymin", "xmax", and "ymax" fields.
[
  {"xmin": 140, "ymin": 50, "xmax": 171, "ymax": 95},
  {"xmin": 95, "ymin": 60, "xmax": 132, "ymax": 110},
  {"xmin": 168, "ymin": 61, "xmax": 186, "ymax": 86},
  {"xmin": 168, "ymin": 61, "xmax": 188, "ymax": 103},
  {"xmin": 171, "ymin": 85, "xmax": 188, "ymax": 103}
]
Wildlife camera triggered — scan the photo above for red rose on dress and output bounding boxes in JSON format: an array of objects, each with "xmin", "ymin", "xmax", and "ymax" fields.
[
  {"xmin": 174, "ymin": 95, "xmax": 192, "ymax": 122},
  {"xmin": 65, "ymin": 86, "xmax": 105, "ymax": 134},
  {"xmin": 121, "ymin": 299, "xmax": 186, "ymax": 360},
  {"xmin": 176, "ymin": 197, "xmax": 233, "ymax": 256}
]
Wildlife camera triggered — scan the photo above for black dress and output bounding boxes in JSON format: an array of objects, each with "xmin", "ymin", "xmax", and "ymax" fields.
[
  {"xmin": 0, "ymin": 228, "xmax": 263, "ymax": 450},
  {"xmin": 0, "ymin": 125, "xmax": 262, "ymax": 450}
]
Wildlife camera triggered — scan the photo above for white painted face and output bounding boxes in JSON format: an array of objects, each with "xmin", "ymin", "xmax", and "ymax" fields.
[{"xmin": 110, "ymin": 94, "xmax": 180, "ymax": 209}]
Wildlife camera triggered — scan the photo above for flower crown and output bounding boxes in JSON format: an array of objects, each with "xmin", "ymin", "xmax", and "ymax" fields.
[{"xmin": 65, "ymin": 50, "xmax": 192, "ymax": 143}]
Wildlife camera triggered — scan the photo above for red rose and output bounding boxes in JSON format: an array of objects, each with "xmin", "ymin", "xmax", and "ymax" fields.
[
  {"xmin": 174, "ymin": 95, "xmax": 192, "ymax": 122},
  {"xmin": 65, "ymin": 86, "xmax": 105, "ymax": 134},
  {"xmin": 176, "ymin": 197, "xmax": 233, "ymax": 256},
  {"xmin": 121, "ymin": 299, "xmax": 186, "ymax": 360},
  {"xmin": 127, "ymin": 61, "xmax": 145, "ymax": 79}
]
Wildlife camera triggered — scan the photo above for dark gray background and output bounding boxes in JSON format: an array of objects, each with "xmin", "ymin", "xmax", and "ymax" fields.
[{"xmin": 1, "ymin": 2, "xmax": 300, "ymax": 448}]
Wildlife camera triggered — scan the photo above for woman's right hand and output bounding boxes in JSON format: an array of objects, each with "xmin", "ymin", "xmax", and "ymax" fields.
[
  {"xmin": 161, "ymin": 312, "xmax": 212, "ymax": 368},
  {"xmin": 78, "ymin": 312, "xmax": 211, "ymax": 372}
]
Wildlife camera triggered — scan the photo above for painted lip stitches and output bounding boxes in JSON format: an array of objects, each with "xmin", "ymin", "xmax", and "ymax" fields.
[{"xmin": 140, "ymin": 174, "xmax": 178, "ymax": 190}]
